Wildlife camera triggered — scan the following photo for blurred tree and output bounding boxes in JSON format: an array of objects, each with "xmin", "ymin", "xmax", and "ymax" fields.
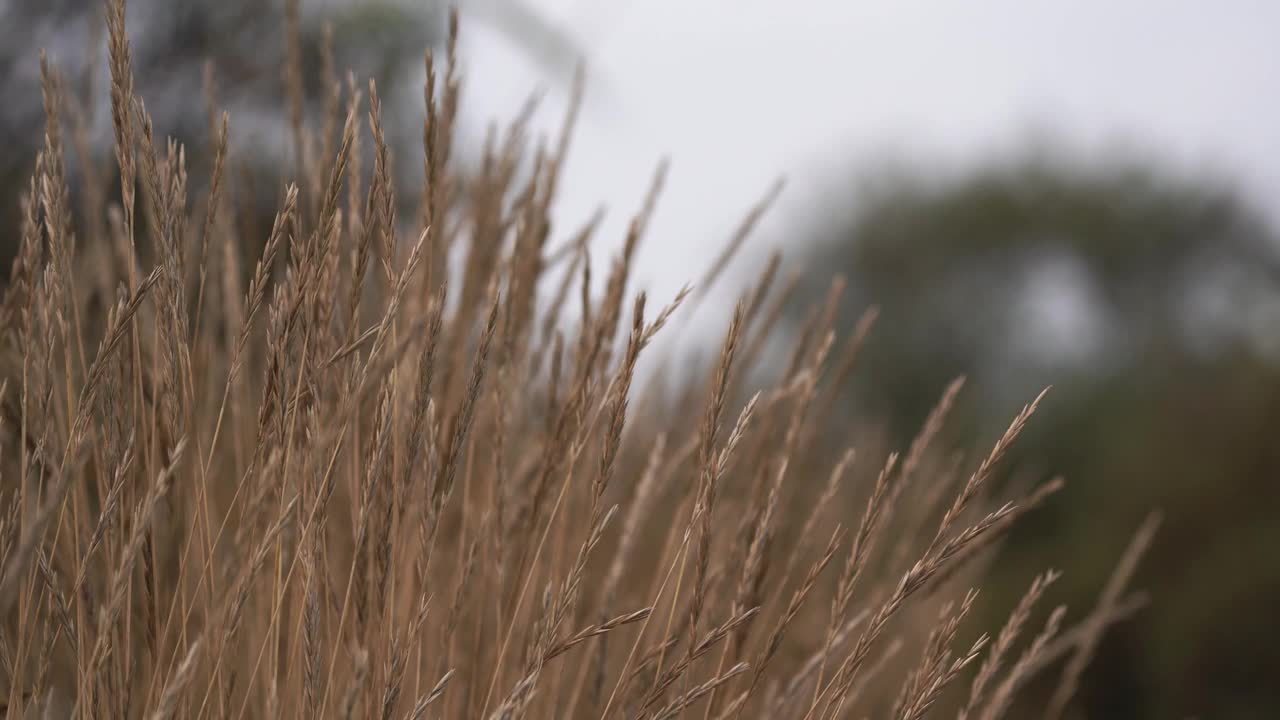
[
  {"xmin": 792, "ymin": 149, "xmax": 1280, "ymax": 718},
  {"xmin": 0, "ymin": 0, "xmax": 584, "ymax": 268}
]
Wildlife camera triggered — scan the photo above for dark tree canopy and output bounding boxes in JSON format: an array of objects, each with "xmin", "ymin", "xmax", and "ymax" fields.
[{"xmin": 793, "ymin": 151, "xmax": 1280, "ymax": 717}]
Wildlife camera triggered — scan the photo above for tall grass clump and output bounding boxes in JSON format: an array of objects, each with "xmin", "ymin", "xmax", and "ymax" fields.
[{"xmin": 0, "ymin": 2, "xmax": 1155, "ymax": 718}]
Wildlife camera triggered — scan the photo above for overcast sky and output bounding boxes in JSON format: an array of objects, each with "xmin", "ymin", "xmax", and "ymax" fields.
[{"xmin": 452, "ymin": 0, "xmax": 1280, "ymax": 337}]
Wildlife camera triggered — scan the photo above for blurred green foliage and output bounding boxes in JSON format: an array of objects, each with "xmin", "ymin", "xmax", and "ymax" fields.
[
  {"xmin": 0, "ymin": 0, "xmax": 446, "ymax": 250},
  {"xmin": 0, "ymin": 0, "xmax": 581, "ymax": 273},
  {"xmin": 795, "ymin": 150, "xmax": 1280, "ymax": 718}
]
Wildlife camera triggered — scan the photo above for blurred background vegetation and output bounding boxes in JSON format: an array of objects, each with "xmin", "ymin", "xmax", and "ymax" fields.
[
  {"xmin": 2, "ymin": 1, "xmax": 1277, "ymax": 717},
  {"xmin": 790, "ymin": 151, "xmax": 1280, "ymax": 717}
]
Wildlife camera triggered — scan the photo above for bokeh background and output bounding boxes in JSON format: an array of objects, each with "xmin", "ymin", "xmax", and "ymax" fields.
[{"xmin": 3, "ymin": 1, "xmax": 1279, "ymax": 716}]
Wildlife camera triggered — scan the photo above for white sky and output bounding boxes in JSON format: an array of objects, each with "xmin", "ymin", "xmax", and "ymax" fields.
[{"xmin": 454, "ymin": 0, "xmax": 1280, "ymax": 339}]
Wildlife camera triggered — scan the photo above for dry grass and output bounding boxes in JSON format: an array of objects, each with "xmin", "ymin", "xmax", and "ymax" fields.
[{"xmin": 0, "ymin": 2, "xmax": 1156, "ymax": 718}]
